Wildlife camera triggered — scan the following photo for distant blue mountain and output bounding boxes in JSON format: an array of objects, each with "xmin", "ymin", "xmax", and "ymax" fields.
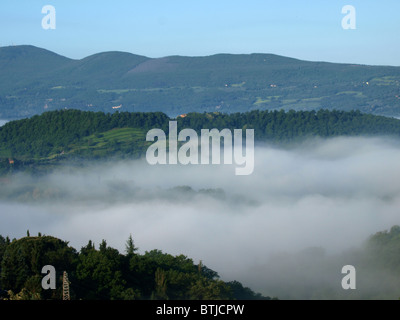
[{"xmin": 1, "ymin": 45, "xmax": 400, "ymax": 119}]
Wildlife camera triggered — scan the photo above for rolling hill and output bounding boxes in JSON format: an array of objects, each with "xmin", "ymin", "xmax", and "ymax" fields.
[
  {"xmin": 1, "ymin": 108, "xmax": 400, "ymax": 176},
  {"xmin": 1, "ymin": 45, "xmax": 400, "ymax": 119}
]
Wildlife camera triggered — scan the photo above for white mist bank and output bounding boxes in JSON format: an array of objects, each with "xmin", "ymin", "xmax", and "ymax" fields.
[{"xmin": 1, "ymin": 136, "xmax": 400, "ymax": 299}]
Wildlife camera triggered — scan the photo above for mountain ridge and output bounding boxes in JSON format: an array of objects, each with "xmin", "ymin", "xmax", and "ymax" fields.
[
  {"xmin": 1, "ymin": 45, "xmax": 400, "ymax": 119},
  {"xmin": 2, "ymin": 44, "xmax": 392, "ymax": 66}
]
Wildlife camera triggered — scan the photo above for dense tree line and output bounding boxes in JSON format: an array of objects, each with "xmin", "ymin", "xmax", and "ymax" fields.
[
  {"xmin": 0, "ymin": 110, "xmax": 169, "ymax": 170},
  {"xmin": 177, "ymin": 109, "xmax": 400, "ymax": 141},
  {"xmin": 0, "ymin": 234, "xmax": 271, "ymax": 300},
  {"xmin": 1, "ymin": 108, "xmax": 400, "ymax": 174},
  {"xmin": 0, "ymin": 109, "xmax": 168, "ymax": 157}
]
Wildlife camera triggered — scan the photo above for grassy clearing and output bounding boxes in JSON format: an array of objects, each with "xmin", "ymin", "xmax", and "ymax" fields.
[
  {"xmin": 230, "ymin": 82, "xmax": 246, "ymax": 88},
  {"xmin": 254, "ymin": 96, "xmax": 282, "ymax": 105},
  {"xmin": 15, "ymin": 127, "xmax": 149, "ymax": 161},
  {"xmin": 370, "ymin": 76, "xmax": 399, "ymax": 86},
  {"xmin": 72, "ymin": 127, "xmax": 147, "ymax": 154},
  {"xmin": 336, "ymin": 91, "xmax": 365, "ymax": 98}
]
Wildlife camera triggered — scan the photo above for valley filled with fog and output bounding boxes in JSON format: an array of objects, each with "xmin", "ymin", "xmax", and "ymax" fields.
[{"xmin": 1, "ymin": 136, "xmax": 400, "ymax": 299}]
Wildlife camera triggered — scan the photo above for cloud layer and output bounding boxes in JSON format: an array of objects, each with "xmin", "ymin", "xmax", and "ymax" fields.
[{"xmin": 2, "ymin": 136, "xmax": 400, "ymax": 299}]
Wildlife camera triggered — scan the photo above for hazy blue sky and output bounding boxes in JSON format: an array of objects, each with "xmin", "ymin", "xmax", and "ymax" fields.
[{"xmin": 1, "ymin": 0, "xmax": 399, "ymax": 65}]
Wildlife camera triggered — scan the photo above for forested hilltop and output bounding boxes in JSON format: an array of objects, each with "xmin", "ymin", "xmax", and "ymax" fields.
[
  {"xmin": 1, "ymin": 108, "xmax": 400, "ymax": 175},
  {"xmin": 0, "ymin": 233, "xmax": 271, "ymax": 300},
  {"xmin": 2, "ymin": 226, "xmax": 400, "ymax": 300}
]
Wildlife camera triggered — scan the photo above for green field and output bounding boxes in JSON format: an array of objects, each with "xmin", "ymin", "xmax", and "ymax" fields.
[
  {"xmin": 0, "ymin": 127, "xmax": 148, "ymax": 162},
  {"xmin": 61, "ymin": 127, "xmax": 148, "ymax": 159}
]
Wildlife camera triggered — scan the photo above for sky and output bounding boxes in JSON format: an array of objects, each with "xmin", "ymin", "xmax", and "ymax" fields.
[{"xmin": 0, "ymin": 0, "xmax": 399, "ymax": 65}]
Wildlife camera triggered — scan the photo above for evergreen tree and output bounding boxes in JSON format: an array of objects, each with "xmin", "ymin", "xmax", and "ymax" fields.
[{"xmin": 125, "ymin": 234, "xmax": 138, "ymax": 256}]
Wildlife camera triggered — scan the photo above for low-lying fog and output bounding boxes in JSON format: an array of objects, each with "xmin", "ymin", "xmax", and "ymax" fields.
[{"xmin": 1, "ymin": 136, "xmax": 400, "ymax": 299}]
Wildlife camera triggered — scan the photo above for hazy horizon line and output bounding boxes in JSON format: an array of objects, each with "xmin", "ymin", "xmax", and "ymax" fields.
[{"xmin": 2, "ymin": 44, "xmax": 399, "ymax": 68}]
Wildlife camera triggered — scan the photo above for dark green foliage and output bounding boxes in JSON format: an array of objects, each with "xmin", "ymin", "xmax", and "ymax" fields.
[
  {"xmin": 365, "ymin": 225, "xmax": 400, "ymax": 272},
  {"xmin": 0, "ymin": 236, "xmax": 78, "ymax": 299},
  {"xmin": 0, "ymin": 110, "xmax": 169, "ymax": 167},
  {"xmin": 1, "ymin": 108, "xmax": 400, "ymax": 175},
  {"xmin": 125, "ymin": 234, "xmax": 138, "ymax": 256},
  {"xmin": 0, "ymin": 235, "xmax": 10, "ymax": 279},
  {"xmin": 226, "ymin": 280, "xmax": 272, "ymax": 300},
  {"xmin": 75, "ymin": 239, "xmax": 133, "ymax": 300},
  {"xmin": 177, "ymin": 109, "xmax": 400, "ymax": 142},
  {"xmin": 0, "ymin": 234, "xmax": 269, "ymax": 300}
]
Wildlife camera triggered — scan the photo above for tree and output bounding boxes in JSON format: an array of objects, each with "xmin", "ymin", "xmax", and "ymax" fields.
[
  {"xmin": 188, "ymin": 278, "xmax": 232, "ymax": 300},
  {"xmin": 75, "ymin": 240, "xmax": 128, "ymax": 300},
  {"xmin": 125, "ymin": 234, "xmax": 138, "ymax": 256},
  {"xmin": 151, "ymin": 268, "xmax": 168, "ymax": 300},
  {"xmin": 0, "ymin": 236, "xmax": 77, "ymax": 299}
]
